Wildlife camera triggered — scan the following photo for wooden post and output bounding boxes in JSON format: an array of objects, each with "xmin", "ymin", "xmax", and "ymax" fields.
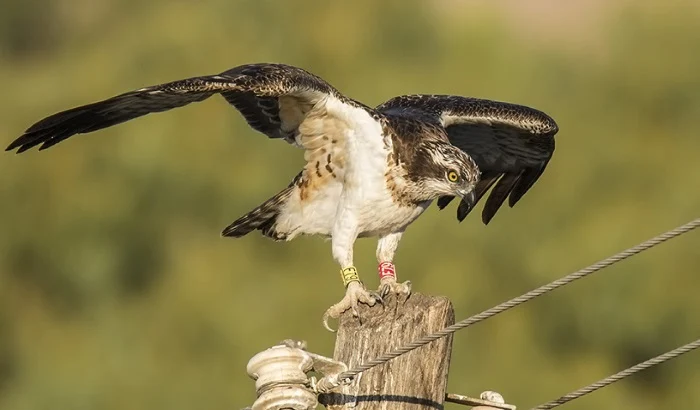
[{"xmin": 319, "ymin": 293, "xmax": 455, "ymax": 410}]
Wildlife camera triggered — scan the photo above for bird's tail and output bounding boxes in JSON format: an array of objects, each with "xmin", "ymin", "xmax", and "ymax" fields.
[{"xmin": 221, "ymin": 186, "xmax": 295, "ymax": 241}]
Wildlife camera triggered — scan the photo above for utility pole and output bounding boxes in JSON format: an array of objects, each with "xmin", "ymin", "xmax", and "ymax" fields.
[
  {"xmin": 244, "ymin": 293, "xmax": 515, "ymax": 410},
  {"xmin": 320, "ymin": 293, "xmax": 454, "ymax": 409}
]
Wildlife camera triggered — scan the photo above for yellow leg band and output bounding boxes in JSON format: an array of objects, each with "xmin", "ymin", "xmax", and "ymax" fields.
[{"xmin": 341, "ymin": 266, "xmax": 360, "ymax": 287}]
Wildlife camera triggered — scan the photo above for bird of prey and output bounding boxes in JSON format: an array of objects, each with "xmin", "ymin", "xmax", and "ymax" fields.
[{"xmin": 7, "ymin": 63, "xmax": 558, "ymax": 330}]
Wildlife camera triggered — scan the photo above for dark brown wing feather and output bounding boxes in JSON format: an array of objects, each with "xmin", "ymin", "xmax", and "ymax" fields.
[
  {"xmin": 378, "ymin": 94, "xmax": 558, "ymax": 224},
  {"xmin": 478, "ymin": 171, "xmax": 522, "ymax": 224},
  {"xmin": 456, "ymin": 172, "xmax": 500, "ymax": 222},
  {"xmin": 7, "ymin": 63, "xmax": 340, "ymax": 153}
]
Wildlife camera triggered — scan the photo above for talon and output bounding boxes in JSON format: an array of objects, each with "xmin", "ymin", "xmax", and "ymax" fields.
[
  {"xmin": 369, "ymin": 291, "xmax": 385, "ymax": 306},
  {"xmin": 321, "ymin": 281, "xmax": 379, "ymax": 331},
  {"xmin": 351, "ymin": 300, "xmax": 360, "ymax": 318},
  {"xmin": 322, "ymin": 311, "xmax": 337, "ymax": 333},
  {"xmin": 379, "ymin": 283, "xmax": 391, "ymax": 298},
  {"xmin": 378, "ymin": 277, "xmax": 412, "ymax": 298}
]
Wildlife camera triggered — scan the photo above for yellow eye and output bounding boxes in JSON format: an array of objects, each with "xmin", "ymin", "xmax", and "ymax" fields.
[{"xmin": 447, "ymin": 170, "xmax": 459, "ymax": 182}]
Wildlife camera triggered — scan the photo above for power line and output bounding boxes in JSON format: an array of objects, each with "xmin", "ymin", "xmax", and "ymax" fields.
[
  {"xmin": 530, "ymin": 338, "xmax": 700, "ymax": 409},
  {"xmin": 336, "ymin": 217, "xmax": 700, "ymax": 382}
]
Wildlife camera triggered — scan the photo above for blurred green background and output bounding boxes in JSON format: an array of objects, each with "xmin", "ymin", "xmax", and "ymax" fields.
[{"xmin": 1, "ymin": 1, "xmax": 699, "ymax": 409}]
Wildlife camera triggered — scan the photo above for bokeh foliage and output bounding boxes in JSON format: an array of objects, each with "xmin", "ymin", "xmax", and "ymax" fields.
[{"xmin": 1, "ymin": 1, "xmax": 699, "ymax": 409}]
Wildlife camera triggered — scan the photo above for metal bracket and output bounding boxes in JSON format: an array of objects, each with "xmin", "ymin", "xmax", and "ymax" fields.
[{"xmin": 446, "ymin": 391, "xmax": 516, "ymax": 410}]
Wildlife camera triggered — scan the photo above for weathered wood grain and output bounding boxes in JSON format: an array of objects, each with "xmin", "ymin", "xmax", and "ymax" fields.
[{"xmin": 320, "ymin": 293, "xmax": 455, "ymax": 410}]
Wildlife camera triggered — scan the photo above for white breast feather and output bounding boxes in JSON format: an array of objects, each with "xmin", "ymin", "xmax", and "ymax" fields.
[{"xmin": 276, "ymin": 96, "xmax": 427, "ymax": 239}]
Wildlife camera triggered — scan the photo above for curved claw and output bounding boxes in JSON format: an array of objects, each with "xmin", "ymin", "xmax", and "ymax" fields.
[
  {"xmin": 369, "ymin": 291, "xmax": 385, "ymax": 306},
  {"xmin": 379, "ymin": 283, "xmax": 391, "ymax": 299},
  {"xmin": 322, "ymin": 311, "xmax": 337, "ymax": 333},
  {"xmin": 379, "ymin": 278, "xmax": 412, "ymax": 298},
  {"xmin": 322, "ymin": 282, "xmax": 383, "ymax": 332}
]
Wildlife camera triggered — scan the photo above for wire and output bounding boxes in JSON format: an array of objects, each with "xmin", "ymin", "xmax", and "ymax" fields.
[
  {"xmin": 336, "ymin": 217, "xmax": 700, "ymax": 382},
  {"xmin": 530, "ymin": 338, "xmax": 700, "ymax": 409}
]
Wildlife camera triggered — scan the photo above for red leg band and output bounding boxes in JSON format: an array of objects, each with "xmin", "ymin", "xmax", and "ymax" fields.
[{"xmin": 378, "ymin": 262, "xmax": 396, "ymax": 280}]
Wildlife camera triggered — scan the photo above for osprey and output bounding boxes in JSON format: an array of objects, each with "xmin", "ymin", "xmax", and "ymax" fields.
[{"xmin": 7, "ymin": 63, "xmax": 558, "ymax": 330}]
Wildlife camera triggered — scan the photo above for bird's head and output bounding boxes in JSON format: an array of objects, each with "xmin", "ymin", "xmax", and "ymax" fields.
[{"xmin": 409, "ymin": 141, "xmax": 480, "ymax": 204}]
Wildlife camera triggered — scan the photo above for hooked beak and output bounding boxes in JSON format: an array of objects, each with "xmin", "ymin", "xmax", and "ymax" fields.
[
  {"xmin": 455, "ymin": 188, "xmax": 478, "ymax": 222},
  {"xmin": 458, "ymin": 189, "xmax": 476, "ymax": 209}
]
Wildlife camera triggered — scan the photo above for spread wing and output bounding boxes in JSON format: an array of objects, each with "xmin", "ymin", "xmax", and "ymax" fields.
[
  {"xmin": 6, "ymin": 63, "xmax": 377, "ymax": 153},
  {"xmin": 377, "ymin": 94, "xmax": 558, "ymax": 224}
]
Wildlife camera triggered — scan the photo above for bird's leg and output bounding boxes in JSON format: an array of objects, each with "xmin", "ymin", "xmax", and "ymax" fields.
[
  {"xmin": 376, "ymin": 232, "xmax": 412, "ymax": 298},
  {"xmin": 322, "ymin": 223, "xmax": 382, "ymax": 332}
]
